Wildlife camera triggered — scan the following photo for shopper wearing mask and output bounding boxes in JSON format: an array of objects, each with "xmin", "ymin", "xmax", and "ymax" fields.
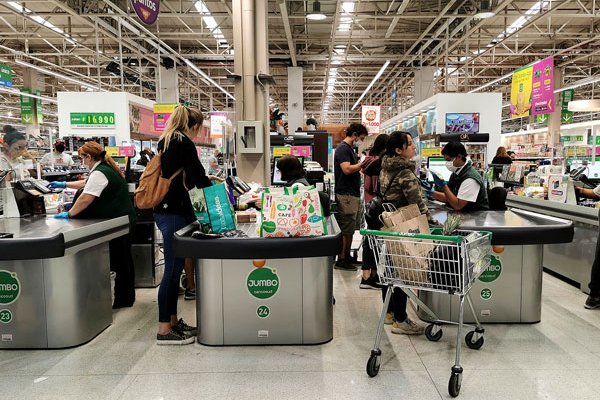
[
  {"xmin": 360, "ymin": 133, "xmax": 389, "ymax": 290},
  {"xmin": 0, "ymin": 130, "xmax": 31, "ymax": 182},
  {"xmin": 431, "ymin": 141, "xmax": 489, "ymax": 211},
  {"xmin": 574, "ymin": 186, "xmax": 600, "ymax": 309},
  {"xmin": 334, "ymin": 122, "xmax": 368, "ymax": 271},
  {"xmin": 378, "ymin": 131, "xmax": 432, "ymax": 335},
  {"xmin": 50, "ymin": 141, "xmax": 136, "ymax": 309},
  {"xmin": 40, "ymin": 140, "xmax": 74, "ymax": 167},
  {"xmin": 153, "ymin": 105, "xmax": 213, "ymax": 345}
]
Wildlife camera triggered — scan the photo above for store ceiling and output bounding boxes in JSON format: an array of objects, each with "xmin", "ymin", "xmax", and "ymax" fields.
[{"xmin": 0, "ymin": 0, "xmax": 598, "ymax": 128}]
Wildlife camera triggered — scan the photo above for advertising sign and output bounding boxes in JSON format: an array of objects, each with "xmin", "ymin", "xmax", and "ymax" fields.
[
  {"xmin": 561, "ymin": 89, "xmax": 575, "ymax": 124},
  {"xmin": 20, "ymin": 88, "xmax": 33, "ymax": 124},
  {"xmin": 510, "ymin": 65, "xmax": 533, "ymax": 118},
  {"xmin": 130, "ymin": 104, "xmax": 160, "ymax": 136},
  {"xmin": 291, "ymin": 146, "xmax": 311, "ymax": 158},
  {"xmin": 130, "ymin": 0, "xmax": 160, "ymax": 25},
  {"xmin": 70, "ymin": 112, "xmax": 115, "ymax": 128},
  {"xmin": 445, "ymin": 113, "xmax": 480, "ymax": 133},
  {"xmin": 210, "ymin": 111, "xmax": 227, "ymax": 138},
  {"xmin": 361, "ymin": 105, "xmax": 381, "ymax": 134},
  {"xmin": 35, "ymin": 89, "xmax": 43, "ymax": 124},
  {"xmin": 153, "ymin": 103, "xmax": 177, "ymax": 131},
  {"xmin": 0, "ymin": 64, "xmax": 12, "ymax": 87},
  {"xmin": 531, "ymin": 57, "xmax": 554, "ymax": 116},
  {"xmin": 273, "ymin": 147, "xmax": 291, "ymax": 157}
]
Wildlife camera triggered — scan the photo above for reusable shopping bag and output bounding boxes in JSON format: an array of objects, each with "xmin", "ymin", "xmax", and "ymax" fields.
[
  {"xmin": 260, "ymin": 186, "xmax": 328, "ymax": 238},
  {"xmin": 189, "ymin": 187, "xmax": 211, "ymax": 233},
  {"xmin": 203, "ymin": 183, "xmax": 236, "ymax": 233}
]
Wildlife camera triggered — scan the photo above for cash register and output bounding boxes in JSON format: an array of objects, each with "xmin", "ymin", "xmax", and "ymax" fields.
[{"xmin": 12, "ymin": 179, "xmax": 51, "ymax": 216}]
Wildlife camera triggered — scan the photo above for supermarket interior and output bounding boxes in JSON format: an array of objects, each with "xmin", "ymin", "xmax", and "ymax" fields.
[{"xmin": 1, "ymin": 1, "xmax": 600, "ymax": 399}]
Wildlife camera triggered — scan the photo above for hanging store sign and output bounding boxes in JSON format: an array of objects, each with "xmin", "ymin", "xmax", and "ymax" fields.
[
  {"xmin": 510, "ymin": 66, "xmax": 533, "ymax": 118},
  {"xmin": 0, "ymin": 64, "xmax": 12, "ymax": 87},
  {"xmin": 531, "ymin": 57, "xmax": 554, "ymax": 116},
  {"xmin": 131, "ymin": 0, "xmax": 160, "ymax": 25},
  {"xmin": 210, "ymin": 112, "xmax": 228, "ymax": 138},
  {"xmin": 20, "ymin": 88, "xmax": 33, "ymax": 124},
  {"xmin": 361, "ymin": 105, "xmax": 381, "ymax": 134},
  {"xmin": 153, "ymin": 103, "xmax": 177, "ymax": 131},
  {"xmin": 35, "ymin": 89, "xmax": 43, "ymax": 124},
  {"xmin": 273, "ymin": 146, "xmax": 291, "ymax": 157},
  {"xmin": 561, "ymin": 89, "xmax": 575, "ymax": 124},
  {"xmin": 70, "ymin": 112, "xmax": 116, "ymax": 128}
]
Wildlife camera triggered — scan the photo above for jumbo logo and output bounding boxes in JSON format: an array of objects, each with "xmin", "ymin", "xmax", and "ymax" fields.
[
  {"xmin": 0, "ymin": 271, "xmax": 20, "ymax": 305},
  {"xmin": 247, "ymin": 264, "xmax": 280, "ymax": 299}
]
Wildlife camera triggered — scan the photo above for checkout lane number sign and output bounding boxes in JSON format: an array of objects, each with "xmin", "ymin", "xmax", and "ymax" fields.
[{"xmin": 0, "ymin": 270, "xmax": 20, "ymax": 305}]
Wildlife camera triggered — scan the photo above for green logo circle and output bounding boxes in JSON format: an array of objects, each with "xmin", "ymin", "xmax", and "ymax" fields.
[
  {"xmin": 480, "ymin": 288, "xmax": 492, "ymax": 301},
  {"xmin": 256, "ymin": 305, "xmax": 270, "ymax": 319},
  {"xmin": 0, "ymin": 309, "xmax": 12, "ymax": 324},
  {"xmin": 247, "ymin": 267, "xmax": 280, "ymax": 299},
  {"xmin": 479, "ymin": 255, "xmax": 502, "ymax": 283},
  {"xmin": 0, "ymin": 271, "xmax": 20, "ymax": 305}
]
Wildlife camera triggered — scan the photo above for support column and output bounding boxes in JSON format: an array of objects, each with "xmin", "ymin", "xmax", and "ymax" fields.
[
  {"xmin": 547, "ymin": 67, "xmax": 563, "ymax": 149},
  {"xmin": 287, "ymin": 66, "xmax": 304, "ymax": 133},
  {"xmin": 414, "ymin": 67, "xmax": 437, "ymax": 102},
  {"xmin": 158, "ymin": 58, "xmax": 179, "ymax": 103},
  {"xmin": 232, "ymin": 0, "xmax": 270, "ymax": 184}
]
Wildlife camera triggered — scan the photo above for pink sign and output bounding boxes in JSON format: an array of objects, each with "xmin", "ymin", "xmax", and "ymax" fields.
[
  {"xmin": 291, "ymin": 146, "xmax": 311, "ymax": 158},
  {"xmin": 531, "ymin": 57, "xmax": 554, "ymax": 116},
  {"xmin": 119, "ymin": 146, "xmax": 135, "ymax": 157}
]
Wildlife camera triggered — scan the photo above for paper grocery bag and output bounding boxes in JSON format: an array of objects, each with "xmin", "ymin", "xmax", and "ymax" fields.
[
  {"xmin": 382, "ymin": 204, "xmax": 421, "ymax": 228},
  {"xmin": 383, "ymin": 214, "xmax": 433, "ymax": 286}
]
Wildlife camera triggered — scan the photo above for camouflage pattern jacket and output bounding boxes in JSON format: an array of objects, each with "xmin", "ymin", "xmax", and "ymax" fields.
[{"xmin": 379, "ymin": 155, "xmax": 433, "ymax": 222}]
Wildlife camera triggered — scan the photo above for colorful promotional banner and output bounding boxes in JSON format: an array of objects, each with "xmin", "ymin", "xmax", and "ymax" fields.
[
  {"xmin": 35, "ymin": 89, "xmax": 43, "ymax": 124},
  {"xmin": 561, "ymin": 89, "xmax": 575, "ymax": 124},
  {"xmin": 0, "ymin": 64, "xmax": 12, "ymax": 87},
  {"xmin": 361, "ymin": 105, "xmax": 381, "ymax": 134},
  {"xmin": 531, "ymin": 57, "xmax": 554, "ymax": 116},
  {"xmin": 291, "ymin": 146, "xmax": 311, "ymax": 158},
  {"xmin": 510, "ymin": 66, "xmax": 533, "ymax": 118},
  {"xmin": 421, "ymin": 148, "xmax": 442, "ymax": 157},
  {"xmin": 210, "ymin": 112, "xmax": 227, "ymax": 138},
  {"xmin": 153, "ymin": 103, "xmax": 177, "ymax": 131},
  {"xmin": 273, "ymin": 147, "xmax": 291, "ymax": 157},
  {"xmin": 130, "ymin": 0, "xmax": 160, "ymax": 25},
  {"xmin": 130, "ymin": 104, "xmax": 160, "ymax": 136},
  {"xmin": 20, "ymin": 88, "xmax": 33, "ymax": 124}
]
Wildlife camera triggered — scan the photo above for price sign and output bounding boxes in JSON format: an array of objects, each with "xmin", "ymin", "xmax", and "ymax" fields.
[{"xmin": 70, "ymin": 112, "xmax": 116, "ymax": 129}]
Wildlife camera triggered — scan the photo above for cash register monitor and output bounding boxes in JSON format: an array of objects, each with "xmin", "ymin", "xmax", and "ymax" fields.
[
  {"xmin": 272, "ymin": 156, "xmax": 304, "ymax": 186},
  {"xmin": 427, "ymin": 157, "xmax": 453, "ymax": 183}
]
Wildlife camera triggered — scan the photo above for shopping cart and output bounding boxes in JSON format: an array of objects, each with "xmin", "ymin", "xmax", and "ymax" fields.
[{"xmin": 360, "ymin": 228, "xmax": 492, "ymax": 397}]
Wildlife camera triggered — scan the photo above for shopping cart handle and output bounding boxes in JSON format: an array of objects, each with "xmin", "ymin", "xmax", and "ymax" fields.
[{"xmin": 359, "ymin": 228, "xmax": 492, "ymax": 243}]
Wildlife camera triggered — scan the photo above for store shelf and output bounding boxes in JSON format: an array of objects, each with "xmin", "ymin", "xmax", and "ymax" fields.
[{"xmin": 514, "ymin": 156, "xmax": 555, "ymax": 160}]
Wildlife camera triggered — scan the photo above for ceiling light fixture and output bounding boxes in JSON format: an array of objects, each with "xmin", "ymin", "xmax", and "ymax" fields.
[
  {"xmin": 474, "ymin": 0, "xmax": 495, "ymax": 19},
  {"xmin": 351, "ymin": 60, "xmax": 390, "ymax": 110},
  {"xmin": 568, "ymin": 99, "xmax": 600, "ymax": 112},
  {"xmin": 15, "ymin": 60, "xmax": 102, "ymax": 91},
  {"xmin": 307, "ymin": 1, "xmax": 327, "ymax": 20}
]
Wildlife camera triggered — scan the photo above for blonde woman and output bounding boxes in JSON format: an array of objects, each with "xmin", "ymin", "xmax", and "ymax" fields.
[
  {"xmin": 51, "ymin": 141, "xmax": 136, "ymax": 309},
  {"xmin": 153, "ymin": 105, "xmax": 214, "ymax": 345}
]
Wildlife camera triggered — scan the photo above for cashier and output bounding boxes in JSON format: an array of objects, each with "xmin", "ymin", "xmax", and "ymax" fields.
[
  {"xmin": 574, "ymin": 185, "xmax": 600, "ymax": 310},
  {"xmin": 49, "ymin": 141, "xmax": 136, "ymax": 309},
  {"xmin": 0, "ymin": 129, "xmax": 31, "ymax": 183},
  {"xmin": 431, "ymin": 141, "xmax": 489, "ymax": 211}
]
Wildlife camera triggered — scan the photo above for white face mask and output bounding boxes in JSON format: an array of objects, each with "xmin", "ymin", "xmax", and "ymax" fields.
[{"xmin": 446, "ymin": 160, "xmax": 459, "ymax": 173}]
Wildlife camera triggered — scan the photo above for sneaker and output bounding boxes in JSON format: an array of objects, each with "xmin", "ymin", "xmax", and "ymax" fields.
[
  {"xmin": 178, "ymin": 287, "xmax": 185, "ymax": 295},
  {"xmin": 585, "ymin": 295, "xmax": 600, "ymax": 309},
  {"xmin": 384, "ymin": 313, "xmax": 394, "ymax": 325},
  {"xmin": 156, "ymin": 330, "xmax": 195, "ymax": 345},
  {"xmin": 175, "ymin": 318, "xmax": 197, "ymax": 336},
  {"xmin": 334, "ymin": 260, "xmax": 358, "ymax": 271},
  {"xmin": 184, "ymin": 288, "xmax": 196, "ymax": 300},
  {"xmin": 359, "ymin": 277, "xmax": 382, "ymax": 290},
  {"xmin": 391, "ymin": 318, "xmax": 424, "ymax": 335}
]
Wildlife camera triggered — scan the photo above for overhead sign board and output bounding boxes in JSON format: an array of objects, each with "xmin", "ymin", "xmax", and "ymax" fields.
[
  {"xmin": 361, "ymin": 105, "xmax": 381, "ymax": 134},
  {"xmin": 70, "ymin": 112, "xmax": 115, "ymax": 129},
  {"xmin": 131, "ymin": 0, "xmax": 160, "ymax": 25},
  {"xmin": 0, "ymin": 64, "xmax": 12, "ymax": 87}
]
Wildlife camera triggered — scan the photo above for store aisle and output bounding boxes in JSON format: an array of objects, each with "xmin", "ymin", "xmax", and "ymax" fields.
[{"xmin": 2, "ymin": 272, "xmax": 600, "ymax": 399}]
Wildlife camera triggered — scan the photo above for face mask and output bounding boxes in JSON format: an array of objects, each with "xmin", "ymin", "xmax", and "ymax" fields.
[
  {"xmin": 55, "ymin": 144, "xmax": 65, "ymax": 152},
  {"xmin": 446, "ymin": 160, "xmax": 458, "ymax": 173}
]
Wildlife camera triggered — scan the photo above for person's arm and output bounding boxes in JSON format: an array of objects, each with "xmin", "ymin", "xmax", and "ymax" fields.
[
  {"xmin": 577, "ymin": 186, "xmax": 600, "ymax": 199},
  {"xmin": 182, "ymin": 139, "xmax": 211, "ymax": 189},
  {"xmin": 66, "ymin": 180, "xmax": 86, "ymax": 190},
  {"xmin": 440, "ymin": 185, "xmax": 470, "ymax": 211},
  {"xmin": 432, "ymin": 190, "xmax": 447, "ymax": 203},
  {"xmin": 67, "ymin": 193, "xmax": 96, "ymax": 217},
  {"xmin": 340, "ymin": 161, "xmax": 362, "ymax": 175}
]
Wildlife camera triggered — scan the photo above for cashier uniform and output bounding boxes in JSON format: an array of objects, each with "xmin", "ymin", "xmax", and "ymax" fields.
[
  {"xmin": 0, "ymin": 151, "xmax": 31, "ymax": 183},
  {"xmin": 446, "ymin": 159, "xmax": 489, "ymax": 211}
]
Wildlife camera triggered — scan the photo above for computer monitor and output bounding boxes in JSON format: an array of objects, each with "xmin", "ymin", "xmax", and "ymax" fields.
[
  {"xmin": 427, "ymin": 157, "xmax": 452, "ymax": 183},
  {"xmin": 272, "ymin": 156, "xmax": 305, "ymax": 186}
]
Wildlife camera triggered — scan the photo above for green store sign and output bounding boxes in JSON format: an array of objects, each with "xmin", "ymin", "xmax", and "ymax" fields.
[
  {"xmin": 588, "ymin": 136, "xmax": 600, "ymax": 145},
  {"xmin": 0, "ymin": 271, "xmax": 20, "ymax": 305},
  {"xmin": 479, "ymin": 255, "xmax": 502, "ymax": 283},
  {"xmin": 560, "ymin": 135, "xmax": 584, "ymax": 143},
  {"xmin": 247, "ymin": 267, "xmax": 280, "ymax": 299},
  {"xmin": 70, "ymin": 112, "xmax": 115, "ymax": 128},
  {"xmin": 0, "ymin": 64, "xmax": 12, "ymax": 87},
  {"xmin": 20, "ymin": 88, "xmax": 33, "ymax": 124}
]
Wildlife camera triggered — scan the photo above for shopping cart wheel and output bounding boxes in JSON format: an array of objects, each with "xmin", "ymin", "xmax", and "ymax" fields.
[
  {"xmin": 366, "ymin": 355, "xmax": 380, "ymax": 377},
  {"xmin": 465, "ymin": 330, "xmax": 484, "ymax": 350},
  {"xmin": 425, "ymin": 324, "xmax": 443, "ymax": 342},
  {"xmin": 448, "ymin": 371, "xmax": 462, "ymax": 397}
]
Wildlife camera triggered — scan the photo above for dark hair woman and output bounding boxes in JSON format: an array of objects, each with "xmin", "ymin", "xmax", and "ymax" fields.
[
  {"xmin": 0, "ymin": 130, "xmax": 30, "ymax": 182},
  {"xmin": 277, "ymin": 155, "xmax": 309, "ymax": 186}
]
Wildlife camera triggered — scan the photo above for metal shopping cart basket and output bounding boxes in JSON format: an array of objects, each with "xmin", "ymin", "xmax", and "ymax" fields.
[{"xmin": 360, "ymin": 228, "xmax": 492, "ymax": 397}]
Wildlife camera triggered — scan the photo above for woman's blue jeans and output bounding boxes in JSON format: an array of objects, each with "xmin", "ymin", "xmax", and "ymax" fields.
[{"xmin": 155, "ymin": 212, "xmax": 195, "ymax": 323}]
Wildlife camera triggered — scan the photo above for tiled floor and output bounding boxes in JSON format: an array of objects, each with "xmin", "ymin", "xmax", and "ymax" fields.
[{"xmin": 2, "ymin": 271, "xmax": 600, "ymax": 399}]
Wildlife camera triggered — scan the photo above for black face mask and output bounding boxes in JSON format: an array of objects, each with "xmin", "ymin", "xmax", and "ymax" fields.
[{"xmin": 55, "ymin": 144, "xmax": 65, "ymax": 152}]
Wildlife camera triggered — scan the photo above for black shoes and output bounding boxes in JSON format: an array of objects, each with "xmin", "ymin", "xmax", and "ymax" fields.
[
  {"xmin": 585, "ymin": 295, "xmax": 600, "ymax": 309},
  {"xmin": 334, "ymin": 260, "xmax": 358, "ymax": 271},
  {"xmin": 359, "ymin": 276, "xmax": 382, "ymax": 290}
]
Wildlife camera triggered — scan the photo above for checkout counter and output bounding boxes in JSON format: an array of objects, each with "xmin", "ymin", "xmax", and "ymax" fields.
[
  {"xmin": 506, "ymin": 194, "xmax": 597, "ymax": 294},
  {"xmin": 0, "ymin": 216, "xmax": 129, "ymax": 348},
  {"xmin": 419, "ymin": 203, "xmax": 574, "ymax": 324},
  {"xmin": 173, "ymin": 218, "xmax": 341, "ymax": 346}
]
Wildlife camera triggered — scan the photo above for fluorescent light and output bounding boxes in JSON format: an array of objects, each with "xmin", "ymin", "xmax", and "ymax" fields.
[
  {"xmin": 351, "ymin": 60, "xmax": 390, "ymax": 110},
  {"xmin": 183, "ymin": 59, "xmax": 234, "ymax": 100},
  {"xmin": 341, "ymin": 1, "xmax": 355, "ymax": 13},
  {"xmin": 555, "ymin": 75, "xmax": 600, "ymax": 93},
  {"xmin": 307, "ymin": 1, "xmax": 327, "ymax": 20},
  {"xmin": 15, "ymin": 60, "xmax": 102, "ymax": 91},
  {"xmin": 0, "ymin": 86, "xmax": 58, "ymax": 104},
  {"xmin": 194, "ymin": 1, "xmax": 228, "ymax": 45},
  {"xmin": 8, "ymin": 1, "xmax": 77, "ymax": 45},
  {"xmin": 568, "ymin": 100, "xmax": 600, "ymax": 112}
]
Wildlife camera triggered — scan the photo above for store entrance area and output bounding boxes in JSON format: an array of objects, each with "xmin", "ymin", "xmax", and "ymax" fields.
[{"xmin": 3, "ymin": 270, "xmax": 600, "ymax": 399}]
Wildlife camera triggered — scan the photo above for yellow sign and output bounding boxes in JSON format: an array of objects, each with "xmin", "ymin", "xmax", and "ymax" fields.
[
  {"xmin": 510, "ymin": 65, "xmax": 533, "ymax": 118},
  {"xmin": 105, "ymin": 146, "xmax": 119, "ymax": 157},
  {"xmin": 153, "ymin": 103, "xmax": 178, "ymax": 113},
  {"xmin": 421, "ymin": 148, "xmax": 442, "ymax": 157},
  {"xmin": 273, "ymin": 147, "xmax": 291, "ymax": 157}
]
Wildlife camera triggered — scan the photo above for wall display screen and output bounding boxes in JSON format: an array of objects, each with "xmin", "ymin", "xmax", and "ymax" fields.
[
  {"xmin": 272, "ymin": 156, "xmax": 304, "ymax": 185},
  {"xmin": 445, "ymin": 113, "xmax": 480, "ymax": 133}
]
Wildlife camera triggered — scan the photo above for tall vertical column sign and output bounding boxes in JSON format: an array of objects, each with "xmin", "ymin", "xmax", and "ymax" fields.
[{"xmin": 20, "ymin": 89, "xmax": 33, "ymax": 124}]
